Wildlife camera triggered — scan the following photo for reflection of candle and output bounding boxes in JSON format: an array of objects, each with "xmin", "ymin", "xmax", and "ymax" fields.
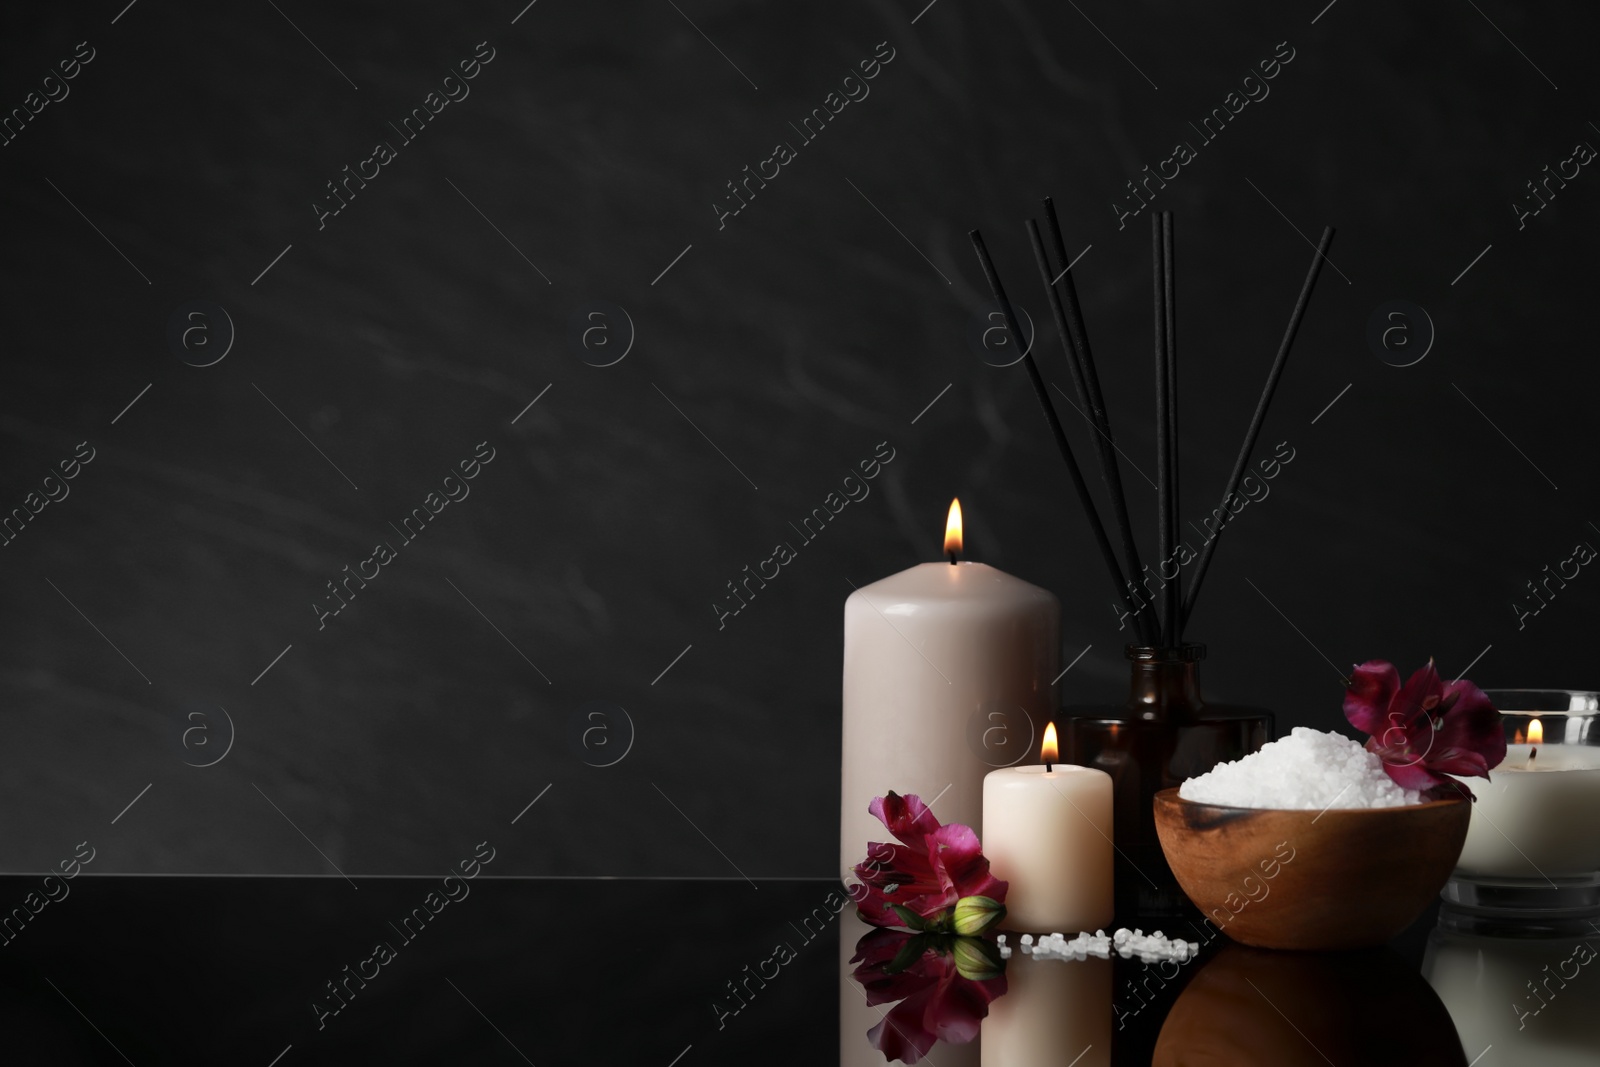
[
  {"xmin": 1425, "ymin": 926, "xmax": 1600, "ymax": 1065},
  {"xmin": 1454, "ymin": 717, "xmax": 1600, "ymax": 879},
  {"xmin": 983, "ymin": 726, "xmax": 1114, "ymax": 932},
  {"xmin": 841, "ymin": 500, "xmax": 1059, "ymax": 875},
  {"xmin": 982, "ymin": 955, "xmax": 1110, "ymax": 1067}
]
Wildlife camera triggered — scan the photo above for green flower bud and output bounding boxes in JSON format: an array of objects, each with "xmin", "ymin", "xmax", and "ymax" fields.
[
  {"xmin": 951, "ymin": 936, "xmax": 1005, "ymax": 981},
  {"xmin": 951, "ymin": 895, "xmax": 1006, "ymax": 936}
]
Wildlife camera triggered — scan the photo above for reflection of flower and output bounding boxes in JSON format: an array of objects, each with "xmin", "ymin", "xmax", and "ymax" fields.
[
  {"xmin": 852, "ymin": 792, "xmax": 1007, "ymax": 932},
  {"xmin": 850, "ymin": 928, "xmax": 1008, "ymax": 1065},
  {"xmin": 1344, "ymin": 659, "xmax": 1506, "ymax": 797}
]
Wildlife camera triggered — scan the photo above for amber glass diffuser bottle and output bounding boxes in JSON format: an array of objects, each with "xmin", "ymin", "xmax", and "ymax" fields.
[{"xmin": 1064, "ymin": 644, "xmax": 1272, "ymax": 920}]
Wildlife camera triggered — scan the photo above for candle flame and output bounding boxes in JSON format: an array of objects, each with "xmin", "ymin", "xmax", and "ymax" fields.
[
  {"xmin": 1041, "ymin": 721, "xmax": 1059, "ymax": 764},
  {"xmin": 944, "ymin": 498, "xmax": 963, "ymax": 557},
  {"xmin": 1529, "ymin": 718, "xmax": 1544, "ymax": 745},
  {"xmin": 1513, "ymin": 728, "xmax": 1524, "ymax": 745}
]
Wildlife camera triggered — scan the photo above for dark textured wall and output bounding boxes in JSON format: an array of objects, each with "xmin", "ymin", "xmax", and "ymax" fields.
[{"xmin": 1, "ymin": 0, "xmax": 1595, "ymax": 877}]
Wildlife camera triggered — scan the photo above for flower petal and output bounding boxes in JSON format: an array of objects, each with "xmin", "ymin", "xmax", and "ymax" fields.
[
  {"xmin": 925, "ymin": 970, "xmax": 1007, "ymax": 1044},
  {"xmin": 1430, "ymin": 778, "xmax": 1477, "ymax": 802},
  {"xmin": 1395, "ymin": 660, "xmax": 1445, "ymax": 718},
  {"xmin": 1390, "ymin": 763, "xmax": 1448, "ymax": 791},
  {"xmin": 1364, "ymin": 737, "xmax": 1445, "ymax": 791},
  {"xmin": 853, "ymin": 932, "xmax": 951, "ymax": 1005},
  {"xmin": 854, "ymin": 841, "xmax": 936, "ymax": 888},
  {"xmin": 853, "ymin": 898, "xmax": 899, "ymax": 928},
  {"xmin": 926, "ymin": 824, "xmax": 1008, "ymax": 904},
  {"xmin": 1428, "ymin": 749, "xmax": 1490, "ymax": 778},
  {"xmin": 851, "ymin": 927, "xmax": 915, "ymax": 969},
  {"xmin": 1344, "ymin": 661, "xmax": 1401, "ymax": 735},
  {"xmin": 868, "ymin": 989, "xmax": 940, "ymax": 1064},
  {"xmin": 1432, "ymin": 681, "xmax": 1506, "ymax": 774},
  {"xmin": 870, "ymin": 792, "xmax": 943, "ymax": 848},
  {"xmin": 853, "ymin": 834, "xmax": 946, "ymax": 928}
]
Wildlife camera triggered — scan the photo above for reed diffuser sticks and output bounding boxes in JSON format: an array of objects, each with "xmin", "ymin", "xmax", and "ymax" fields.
[
  {"xmin": 969, "ymin": 208, "xmax": 1334, "ymax": 650},
  {"xmin": 1181, "ymin": 225, "xmax": 1336, "ymax": 627},
  {"xmin": 1026, "ymin": 213, "xmax": 1158, "ymax": 646},
  {"xmin": 1152, "ymin": 214, "xmax": 1177, "ymax": 647},
  {"xmin": 968, "ymin": 230, "xmax": 1147, "ymax": 629}
]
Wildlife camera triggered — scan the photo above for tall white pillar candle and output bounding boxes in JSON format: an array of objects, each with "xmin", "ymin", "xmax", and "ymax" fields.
[
  {"xmin": 983, "ymin": 737, "xmax": 1114, "ymax": 932},
  {"xmin": 840, "ymin": 501, "xmax": 1058, "ymax": 876}
]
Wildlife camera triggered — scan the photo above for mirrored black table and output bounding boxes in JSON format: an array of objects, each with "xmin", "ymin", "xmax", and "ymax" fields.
[{"xmin": 0, "ymin": 876, "xmax": 1594, "ymax": 1064}]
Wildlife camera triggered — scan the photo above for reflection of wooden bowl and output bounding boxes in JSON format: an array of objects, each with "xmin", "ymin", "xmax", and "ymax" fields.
[
  {"xmin": 1154, "ymin": 942, "xmax": 1468, "ymax": 1067},
  {"xmin": 1153, "ymin": 788, "xmax": 1469, "ymax": 950}
]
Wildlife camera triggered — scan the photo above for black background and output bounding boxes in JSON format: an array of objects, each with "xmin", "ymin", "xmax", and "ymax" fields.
[{"xmin": 1, "ymin": 0, "xmax": 1596, "ymax": 879}]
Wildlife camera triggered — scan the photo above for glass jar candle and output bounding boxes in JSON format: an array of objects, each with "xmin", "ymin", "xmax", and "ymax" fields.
[{"xmin": 1443, "ymin": 690, "xmax": 1600, "ymax": 929}]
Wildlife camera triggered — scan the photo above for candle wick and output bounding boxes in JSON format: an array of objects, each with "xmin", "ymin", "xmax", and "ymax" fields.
[
  {"xmin": 948, "ymin": 550, "xmax": 958, "ymax": 565},
  {"xmin": 1046, "ymin": 761, "xmax": 1053, "ymax": 773}
]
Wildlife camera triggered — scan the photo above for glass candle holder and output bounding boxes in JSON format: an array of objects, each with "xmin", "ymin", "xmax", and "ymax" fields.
[{"xmin": 1442, "ymin": 690, "xmax": 1600, "ymax": 930}]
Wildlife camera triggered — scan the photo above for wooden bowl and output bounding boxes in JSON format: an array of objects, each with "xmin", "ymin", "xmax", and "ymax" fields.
[{"xmin": 1153, "ymin": 788, "xmax": 1470, "ymax": 950}]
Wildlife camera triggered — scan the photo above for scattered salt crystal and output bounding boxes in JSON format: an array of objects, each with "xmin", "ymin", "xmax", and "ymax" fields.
[
  {"xmin": 1179, "ymin": 727, "xmax": 1424, "ymax": 809},
  {"xmin": 1013, "ymin": 927, "xmax": 1197, "ymax": 965}
]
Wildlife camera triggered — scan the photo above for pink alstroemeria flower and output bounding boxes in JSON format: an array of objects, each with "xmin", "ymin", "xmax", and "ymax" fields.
[
  {"xmin": 850, "ymin": 929, "xmax": 1007, "ymax": 1065},
  {"xmin": 1344, "ymin": 659, "xmax": 1506, "ymax": 796},
  {"xmin": 851, "ymin": 792, "xmax": 1007, "ymax": 931}
]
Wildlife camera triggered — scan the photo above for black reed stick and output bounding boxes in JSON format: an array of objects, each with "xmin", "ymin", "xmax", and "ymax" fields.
[
  {"xmin": 1161, "ymin": 212, "xmax": 1179, "ymax": 648},
  {"xmin": 1036, "ymin": 204, "xmax": 1152, "ymax": 646},
  {"xmin": 1180, "ymin": 226, "xmax": 1336, "ymax": 629},
  {"xmin": 1152, "ymin": 214, "xmax": 1173, "ymax": 647},
  {"xmin": 969, "ymin": 229, "xmax": 1145, "ymax": 627},
  {"xmin": 1027, "ymin": 216, "xmax": 1157, "ymax": 645}
]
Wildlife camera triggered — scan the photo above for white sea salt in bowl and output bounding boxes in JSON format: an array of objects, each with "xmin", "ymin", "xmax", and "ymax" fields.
[
  {"xmin": 1179, "ymin": 728, "xmax": 1426, "ymax": 810},
  {"xmin": 1154, "ymin": 728, "xmax": 1471, "ymax": 950}
]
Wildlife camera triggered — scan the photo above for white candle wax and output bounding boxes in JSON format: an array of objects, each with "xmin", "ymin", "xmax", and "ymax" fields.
[
  {"xmin": 983, "ymin": 764, "xmax": 1114, "ymax": 932},
  {"xmin": 1454, "ymin": 744, "xmax": 1600, "ymax": 878},
  {"xmin": 840, "ymin": 561, "xmax": 1058, "ymax": 876}
]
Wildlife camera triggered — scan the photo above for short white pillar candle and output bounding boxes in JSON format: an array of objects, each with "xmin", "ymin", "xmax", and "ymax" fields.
[{"xmin": 983, "ymin": 731, "xmax": 1114, "ymax": 932}]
